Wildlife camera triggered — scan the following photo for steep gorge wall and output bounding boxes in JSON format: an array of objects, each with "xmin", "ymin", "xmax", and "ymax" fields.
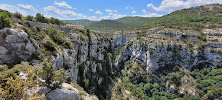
[
  {"xmin": 1, "ymin": 26, "xmax": 222, "ymax": 99},
  {"xmin": 0, "ymin": 27, "xmax": 115, "ymax": 99},
  {"xmin": 114, "ymin": 30, "xmax": 222, "ymax": 72},
  {"xmin": 52, "ymin": 32, "xmax": 115, "ymax": 97}
]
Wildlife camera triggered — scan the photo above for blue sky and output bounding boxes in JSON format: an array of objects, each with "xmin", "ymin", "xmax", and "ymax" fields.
[{"xmin": 0, "ymin": 0, "xmax": 222, "ymax": 20}]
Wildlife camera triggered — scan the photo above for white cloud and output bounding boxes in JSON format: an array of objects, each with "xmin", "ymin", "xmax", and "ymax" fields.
[
  {"xmin": 147, "ymin": 0, "xmax": 222, "ymax": 12},
  {"xmin": 147, "ymin": 0, "xmax": 189, "ymax": 12},
  {"xmin": 100, "ymin": 13, "xmax": 126, "ymax": 20},
  {"xmin": 44, "ymin": 6, "xmax": 59, "ymax": 14},
  {"xmin": 17, "ymin": 4, "xmax": 37, "ymax": 11},
  {"xmin": 132, "ymin": 11, "xmax": 136, "ymax": 13},
  {"xmin": 146, "ymin": 13, "xmax": 162, "ymax": 17},
  {"xmin": 133, "ymin": 13, "xmax": 162, "ymax": 17},
  {"xmin": 95, "ymin": 11, "xmax": 103, "ymax": 15},
  {"xmin": 125, "ymin": 6, "xmax": 134, "ymax": 10},
  {"xmin": 105, "ymin": 9, "xmax": 118, "ymax": 13},
  {"xmin": 0, "ymin": 4, "xmax": 27, "ymax": 15},
  {"xmin": 138, "ymin": 9, "xmax": 161, "ymax": 17},
  {"xmin": 89, "ymin": 9, "xmax": 94, "ymax": 12},
  {"xmin": 44, "ymin": 6, "xmax": 87, "ymax": 20},
  {"xmin": 105, "ymin": 9, "xmax": 112, "ymax": 12},
  {"xmin": 142, "ymin": 9, "xmax": 147, "ymax": 14},
  {"xmin": 54, "ymin": 1, "xmax": 72, "ymax": 9},
  {"xmin": 88, "ymin": 16, "xmax": 97, "ymax": 20},
  {"xmin": 213, "ymin": 0, "xmax": 222, "ymax": 3}
]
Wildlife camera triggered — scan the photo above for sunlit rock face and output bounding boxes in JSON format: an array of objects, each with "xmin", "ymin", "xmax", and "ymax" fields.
[
  {"xmin": 113, "ymin": 29, "xmax": 222, "ymax": 72},
  {"xmin": 0, "ymin": 28, "xmax": 36, "ymax": 64}
]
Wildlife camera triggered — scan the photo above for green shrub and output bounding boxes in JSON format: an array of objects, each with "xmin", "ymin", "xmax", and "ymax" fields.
[
  {"xmin": 0, "ymin": 65, "xmax": 8, "ymax": 72},
  {"xmin": 63, "ymin": 41, "xmax": 74, "ymax": 49},
  {"xmin": 13, "ymin": 11, "xmax": 22, "ymax": 19},
  {"xmin": 25, "ymin": 15, "xmax": 33, "ymax": 21},
  {"xmin": 78, "ymin": 91, "xmax": 87, "ymax": 96},
  {"xmin": 208, "ymin": 25, "xmax": 217, "ymax": 29},
  {"xmin": 43, "ymin": 37, "xmax": 56, "ymax": 51},
  {"xmin": 47, "ymin": 27, "xmax": 65, "ymax": 44},
  {"xmin": 78, "ymin": 33, "xmax": 86, "ymax": 40},
  {"xmin": 107, "ymin": 52, "xmax": 113, "ymax": 58},
  {"xmin": 0, "ymin": 12, "xmax": 10, "ymax": 29},
  {"xmin": 200, "ymin": 32, "xmax": 206, "ymax": 41},
  {"xmin": 38, "ymin": 60, "xmax": 67, "ymax": 90},
  {"xmin": 36, "ymin": 50, "xmax": 45, "ymax": 60},
  {"xmin": 83, "ymin": 78, "xmax": 89, "ymax": 89}
]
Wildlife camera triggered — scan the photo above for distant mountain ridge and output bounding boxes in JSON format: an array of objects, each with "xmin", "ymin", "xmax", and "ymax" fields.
[
  {"xmin": 143, "ymin": 4, "xmax": 222, "ymax": 30},
  {"xmin": 88, "ymin": 20, "xmax": 127, "ymax": 30},
  {"xmin": 62, "ymin": 19, "xmax": 96, "ymax": 26},
  {"xmin": 62, "ymin": 16, "xmax": 157, "ymax": 30},
  {"xmin": 169, "ymin": 4, "xmax": 222, "ymax": 16},
  {"xmin": 62, "ymin": 4, "xmax": 222, "ymax": 31},
  {"xmin": 115, "ymin": 16, "xmax": 157, "ymax": 27}
]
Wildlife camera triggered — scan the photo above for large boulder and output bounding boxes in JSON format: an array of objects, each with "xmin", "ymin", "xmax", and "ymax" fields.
[
  {"xmin": 26, "ymin": 87, "xmax": 51, "ymax": 99},
  {"xmin": 46, "ymin": 83, "xmax": 79, "ymax": 100},
  {"xmin": 0, "ymin": 28, "xmax": 36, "ymax": 64}
]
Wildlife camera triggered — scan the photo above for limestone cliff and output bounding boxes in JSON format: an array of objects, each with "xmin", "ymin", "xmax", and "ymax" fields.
[{"xmin": 1, "ymin": 23, "xmax": 222, "ymax": 99}]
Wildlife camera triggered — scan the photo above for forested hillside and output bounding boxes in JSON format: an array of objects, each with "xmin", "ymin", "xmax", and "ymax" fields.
[
  {"xmin": 62, "ymin": 16, "xmax": 158, "ymax": 31},
  {"xmin": 143, "ymin": 4, "xmax": 222, "ymax": 31},
  {"xmin": 116, "ymin": 16, "xmax": 157, "ymax": 27},
  {"xmin": 62, "ymin": 19, "xmax": 96, "ymax": 26}
]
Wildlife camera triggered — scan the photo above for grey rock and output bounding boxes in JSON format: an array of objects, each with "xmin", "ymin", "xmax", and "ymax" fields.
[
  {"xmin": 46, "ymin": 88, "xmax": 79, "ymax": 100},
  {"xmin": 0, "ymin": 28, "xmax": 36, "ymax": 64},
  {"xmin": 0, "ymin": 46, "xmax": 8, "ymax": 55}
]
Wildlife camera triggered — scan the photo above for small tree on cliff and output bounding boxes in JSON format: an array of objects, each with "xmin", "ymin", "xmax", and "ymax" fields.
[
  {"xmin": 13, "ymin": 11, "xmax": 22, "ymax": 19},
  {"xmin": 26, "ymin": 15, "xmax": 34, "ymax": 21},
  {"xmin": 0, "ymin": 12, "xmax": 10, "ymax": 29},
  {"xmin": 39, "ymin": 60, "xmax": 54, "ymax": 88},
  {"xmin": 38, "ymin": 60, "xmax": 67, "ymax": 89}
]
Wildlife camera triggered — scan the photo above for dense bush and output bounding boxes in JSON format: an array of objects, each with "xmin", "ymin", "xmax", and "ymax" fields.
[
  {"xmin": 42, "ymin": 37, "xmax": 56, "ymax": 51},
  {"xmin": 37, "ymin": 60, "xmax": 67, "ymax": 89},
  {"xmin": 0, "ymin": 61, "xmax": 69, "ymax": 99},
  {"xmin": 143, "ymin": 14, "xmax": 222, "ymax": 31},
  {"xmin": 0, "ymin": 12, "xmax": 10, "ymax": 29},
  {"xmin": 13, "ymin": 11, "xmax": 22, "ymax": 19},
  {"xmin": 46, "ymin": 27, "xmax": 65, "ymax": 44},
  {"xmin": 35, "ymin": 13, "xmax": 63, "ymax": 25},
  {"xmin": 36, "ymin": 13, "xmax": 48, "ymax": 23},
  {"xmin": 0, "ymin": 62, "xmax": 45, "ymax": 99},
  {"xmin": 63, "ymin": 41, "xmax": 74, "ymax": 49},
  {"xmin": 191, "ymin": 67, "xmax": 222, "ymax": 100},
  {"xmin": 49, "ymin": 17, "xmax": 63, "ymax": 25},
  {"xmin": 25, "ymin": 15, "xmax": 34, "ymax": 21}
]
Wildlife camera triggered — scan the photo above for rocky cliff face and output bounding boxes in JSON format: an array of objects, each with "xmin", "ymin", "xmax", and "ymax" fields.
[
  {"xmin": 1, "ymin": 25, "xmax": 221, "ymax": 99},
  {"xmin": 0, "ymin": 28, "xmax": 36, "ymax": 65},
  {"xmin": 114, "ymin": 28, "xmax": 222, "ymax": 72},
  {"xmin": 52, "ymin": 32, "xmax": 114, "ymax": 96},
  {"xmin": 0, "ymin": 26, "xmax": 115, "ymax": 98},
  {"xmin": 40, "ymin": 29, "xmax": 114, "ymax": 98}
]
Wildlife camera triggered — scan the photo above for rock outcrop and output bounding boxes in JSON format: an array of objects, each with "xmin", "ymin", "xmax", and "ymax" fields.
[
  {"xmin": 46, "ymin": 87, "xmax": 79, "ymax": 100},
  {"xmin": 0, "ymin": 28, "xmax": 36, "ymax": 64},
  {"xmin": 114, "ymin": 29, "xmax": 222, "ymax": 71}
]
